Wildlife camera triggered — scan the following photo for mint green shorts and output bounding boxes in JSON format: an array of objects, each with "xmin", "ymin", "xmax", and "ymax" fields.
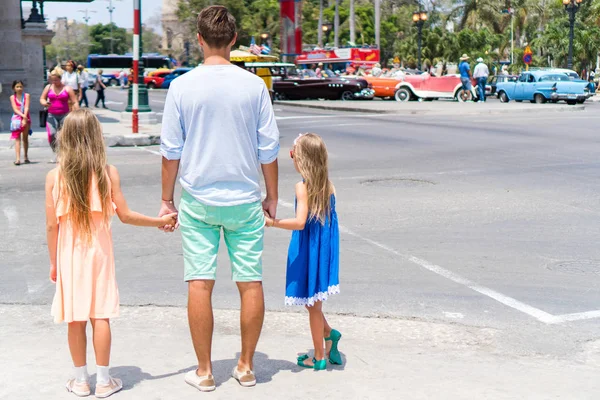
[{"xmin": 179, "ymin": 190, "xmax": 265, "ymax": 282}]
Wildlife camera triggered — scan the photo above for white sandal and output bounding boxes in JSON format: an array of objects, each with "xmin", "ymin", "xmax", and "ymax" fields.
[
  {"xmin": 94, "ymin": 377, "xmax": 123, "ymax": 398},
  {"xmin": 65, "ymin": 379, "xmax": 91, "ymax": 397}
]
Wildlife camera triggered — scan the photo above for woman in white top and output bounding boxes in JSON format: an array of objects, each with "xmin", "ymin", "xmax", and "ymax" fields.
[{"xmin": 62, "ymin": 60, "xmax": 81, "ymax": 110}]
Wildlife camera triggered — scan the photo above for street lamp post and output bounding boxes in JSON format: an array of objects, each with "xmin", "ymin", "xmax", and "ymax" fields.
[
  {"xmin": 563, "ymin": 0, "xmax": 583, "ymax": 70},
  {"xmin": 412, "ymin": 11, "xmax": 427, "ymax": 71},
  {"xmin": 321, "ymin": 23, "xmax": 333, "ymax": 47}
]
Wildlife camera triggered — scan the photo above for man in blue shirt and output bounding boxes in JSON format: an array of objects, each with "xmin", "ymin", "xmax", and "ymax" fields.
[
  {"xmin": 458, "ymin": 54, "xmax": 474, "ymax": 98},
  {"xmin": 159, "ymin": 5, "xmax": 280, "ymax": 392}
]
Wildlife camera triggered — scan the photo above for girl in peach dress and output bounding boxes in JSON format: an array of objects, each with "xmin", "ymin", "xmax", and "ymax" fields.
[{"xmin": 45, "ymin": 109, "xmax": 177, "ymax": 398}]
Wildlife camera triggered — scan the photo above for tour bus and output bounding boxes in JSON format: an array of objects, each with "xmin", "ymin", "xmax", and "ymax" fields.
[
  {"xmin": 86, "ymin": 54, "xmax": 173, "ymax": 85},
  {"xmin": 296, "ymin": 46, "xmax": 380, "ymax": 73}
]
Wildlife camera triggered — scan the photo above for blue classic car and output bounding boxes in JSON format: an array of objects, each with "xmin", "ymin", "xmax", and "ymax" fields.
[
  {"xmin": 496, "ymin": 71, "xmax": 590, "ymax": 104},
  {"xmin": 161, "ymin": 68, "xmax": 192, "ymax": 89}
]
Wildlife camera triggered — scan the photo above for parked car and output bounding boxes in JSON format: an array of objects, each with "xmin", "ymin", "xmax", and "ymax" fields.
[
  {"xmin": 160, "ymin": 68, "xmax": 192, "ymax": 89},
  {"xmin": 273, "ymin": 74, "xmax": 374, "ymax": 101},
  {"xmin": 486, "ymin": 75, "xmax": 518, "ymax": 96},
  {"xmin": 496, "ymin": 71, "xmax": 590, "ymax": 104},
  {"xmin": 382, "ymin": 73, "xmax": 479, "ymax": 102},
  {"xmin": 144, "ymin": 69, "xmax": 173, "ymax": 89}
]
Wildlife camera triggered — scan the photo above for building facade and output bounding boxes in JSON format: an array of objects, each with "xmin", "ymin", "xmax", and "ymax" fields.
[{"xmin": 161, "ymin": 0, "xmax": 186, "ymax": 62}]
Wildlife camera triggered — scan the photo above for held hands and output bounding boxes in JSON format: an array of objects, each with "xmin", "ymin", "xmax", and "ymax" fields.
[
  {"xmin": 158, "ymin": 200, "xmax": 179, "ymax": 232},
  {"xmin": 264, "ymin": 211, "xmax": 275, "ymax": 228},
  {"xmin": 160, "ymin": 212, "xmax": 178, "ymax": 228}
]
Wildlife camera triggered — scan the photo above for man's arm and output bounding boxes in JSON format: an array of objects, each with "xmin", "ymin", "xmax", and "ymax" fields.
[
  {"xmin": 159, "ymin": 85, "xmax": 185, "ymax": 231},
  {"xmin": 261, "ymin": 160, "xmax": 278, "ymax": 218},
  {"xmin": 257, "ymin": 84, "xmax": 280, "ymax": 218}
]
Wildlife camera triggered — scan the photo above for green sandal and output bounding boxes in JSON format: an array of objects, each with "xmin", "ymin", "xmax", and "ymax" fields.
[
  {"xmin": 325, "ymin": 329, "xmax": 343, "ymax": 365},
  {"xmin": 297, "ymin": 354, "xmax": 327, "ymax": 371}
]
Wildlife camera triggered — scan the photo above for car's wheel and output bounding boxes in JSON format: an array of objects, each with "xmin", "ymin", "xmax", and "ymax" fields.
[
  {"xmin": 108, "ymin": 78, "xmax": 119, "ymax": 87},
  {"xmin": 567, "ymin": 100, "xmax": 577, "ymax": 105},
  {"xmin": 395, "ymin": 87, "xmax": 412, "ymax": 102},
  {"xmin": 456, "ymin": 89, "xmax": 472, "ymax": 102},
  {"xmin": 498, "ymin": 91, "xmax": 509, "ymax": 103},
  {"xmin": 577, "ymin": 99, "xmax": 586, "ymax": 104},
  {"xmin": 147, "ymin": 81, "xmax": 156, "ymax": 90},
  {"xmin": 340, "ymin": 91, "xmax": 355, "ymax": 101},
  {"xmin": 534, "ymin": 94, "xmax": 546, "ymax": 104}
]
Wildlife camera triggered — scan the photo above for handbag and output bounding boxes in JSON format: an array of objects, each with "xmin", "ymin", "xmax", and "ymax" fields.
[{"xmin": 10, "ymin": 94, "xmax": 25, "ymax": 131}]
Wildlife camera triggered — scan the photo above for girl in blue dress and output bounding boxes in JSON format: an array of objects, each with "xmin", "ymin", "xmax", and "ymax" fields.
[{"xmin": 265, "ymin": 133, "xmax": 342, "ymax": 371}]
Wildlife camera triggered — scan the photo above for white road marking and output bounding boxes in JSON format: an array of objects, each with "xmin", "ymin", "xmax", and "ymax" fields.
[
  {"xmin": 275, "ymin": 113, "xmax": 384, "ymax": 121},
  {"xmin": 151, "ymin": 100, "xmax": 165, "ymax": 104},
  {"xmin": 104, "ymin": 101, "xmax": 124, "ymax": 105},
  {"xmin": 277, "ymin": 199, "xmax": 599, "ymax": 325},
  {"xmin": 135, "ymin": 146, "xmax": 161, "ymax": 156},
  {"xmin": 551, "ymin": 310, "xmax": 600, "ymax": 324}
]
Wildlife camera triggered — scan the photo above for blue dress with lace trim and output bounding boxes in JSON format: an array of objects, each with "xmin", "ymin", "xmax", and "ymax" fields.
[{"xmin": 285, "ymin": 193, "xmax": 340, "ymax": 306}]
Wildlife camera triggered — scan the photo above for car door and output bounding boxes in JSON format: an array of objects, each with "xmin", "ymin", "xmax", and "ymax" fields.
[
  {"xmin": 514, "ymin": 74, "xmax": 529, "ymax": 100},
  {"xmin": 523, "ymin": 74, "xmax": 537, "ymax": 100}
]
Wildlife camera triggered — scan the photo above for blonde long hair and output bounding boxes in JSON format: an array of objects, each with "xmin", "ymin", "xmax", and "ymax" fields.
[
  {"xmin": 57, "ymin": 109, "xmax": 111, "ymax": 241},
  {"xmin": 294, "ymin": 133, "xmax": 333, "ymax": 224}
]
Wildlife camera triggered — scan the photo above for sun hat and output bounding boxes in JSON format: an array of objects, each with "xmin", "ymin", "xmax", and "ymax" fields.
[
  {"xmin": 476, "ymin": 57, "xmax": 484, "ymax": 63},
  {"xmin": 460, "ymin": 54, "xmax": 469, "ymax": 61}
]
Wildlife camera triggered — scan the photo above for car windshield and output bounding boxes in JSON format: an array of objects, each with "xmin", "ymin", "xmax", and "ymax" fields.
[{"xmin": 538, "ymin": 74, "xmax": 571, "ymax": 82}]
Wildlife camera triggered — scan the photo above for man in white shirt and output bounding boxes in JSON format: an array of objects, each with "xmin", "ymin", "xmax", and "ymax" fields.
[
  {"xmin": 473, "ymin": 57, "xmax": 490, "ymax": 102},
  {"xmin": 77, "ymin": 65, "xmax": 89, "ymax": 107},
  {"xmin": 160, "ymin": 5, "xmax": 279, "ymax": 392}
]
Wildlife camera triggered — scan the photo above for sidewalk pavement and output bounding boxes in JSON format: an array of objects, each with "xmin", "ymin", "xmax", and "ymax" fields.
[
  {"xmin": 0, "ymin": 108, "xmax": 162, "ymax": 149},
  {"xmin": 1, "ymin": 304, "xmax": 599, "ymax": 399},
  {"xmin": 276, "ymin": 99, "xmax": 587, "ymax": 115}
]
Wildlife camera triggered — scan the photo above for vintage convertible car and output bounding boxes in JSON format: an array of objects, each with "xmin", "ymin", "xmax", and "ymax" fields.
[
  {"xmin": 273, "ymin": 76, "xmax": 374, "ymax": 101},
  {"xmin": 496, "ymin": 71, "xmax": 590, "ymax": 104},
  {"xmin": 144, "ymin": 69, "xmax": 173, "ymax": 89},
  {"xmin": 366, "ymin": 74, "xmax": 479, "ymax": 102}
]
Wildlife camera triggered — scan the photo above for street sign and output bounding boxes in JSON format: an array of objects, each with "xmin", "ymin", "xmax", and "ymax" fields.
[
  {"xmin": 523, "ymin": 46, "xmax": 533, "ymax": 65},
  {"xmin": 393, "ymin": 57, "xmax": 400, "ymax": 64}
]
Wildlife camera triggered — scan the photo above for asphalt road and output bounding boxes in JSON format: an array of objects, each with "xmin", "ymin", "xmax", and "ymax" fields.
[{"xmin": 2, "ymin": 100, "xmax": 600, "ymax": 363}]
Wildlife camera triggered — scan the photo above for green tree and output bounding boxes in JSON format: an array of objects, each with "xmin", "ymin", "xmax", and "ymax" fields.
[{"xmin": 88, "ymin": 23, "xmax": 130, "ymax": 55}]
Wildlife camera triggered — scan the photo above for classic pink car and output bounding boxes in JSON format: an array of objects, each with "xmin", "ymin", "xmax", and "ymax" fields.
[{"xmin": 393, "ymin": 73, "xmax": 477, "ymax": 102}]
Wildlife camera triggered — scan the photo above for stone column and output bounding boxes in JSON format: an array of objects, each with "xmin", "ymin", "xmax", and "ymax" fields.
[
  {"xmin": 0, "ymin": 2, "xmax": 26, "ymax": 131},
  {"xmin": 22, "ymin": 22, "xmax": 54, "ymax": 127}
]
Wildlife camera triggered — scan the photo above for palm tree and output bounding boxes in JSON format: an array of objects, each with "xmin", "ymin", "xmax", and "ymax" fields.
[
  {"xmin": 318, "ymin": 0, "xmax": 324, "ymax": 47},
  {"xmin": 375, "ymin": 0, "xmax": 381, "ymax": 48},
  {"xmin": 350, "ymin": 0, "xmax": 356, "ymax": 43}
]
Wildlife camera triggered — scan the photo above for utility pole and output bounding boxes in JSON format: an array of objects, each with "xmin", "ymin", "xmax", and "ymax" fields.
[
  {"xmin": 318, "ymin": 0, "xmax": 323, "ymax": 47},
  {"xmin": 375, "ymin": 0, "xmax": 381, "ymax": 48},
  {"xmin": 105, "ymin": 0, "xmax": 121, "ymax": 54},
  {"xmin": 78, "ymin": 8, "xmax": 96, "ymax": 25},
  {"xmin": 334, "ymin": 0, "xmax": 339, "ymax": 47},
  {"xmin": 349, "ymin": 0, "xmax": 355, "ymax": 44}
]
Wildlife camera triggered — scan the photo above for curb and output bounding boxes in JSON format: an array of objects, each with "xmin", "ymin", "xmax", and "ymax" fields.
[
  {"xmin": 275, "ymin": 101, "xmax": 587, "ymax": 115},
  {"xmin": 1, "ymin": 134, "xmax": 161, "ymax": 149}
]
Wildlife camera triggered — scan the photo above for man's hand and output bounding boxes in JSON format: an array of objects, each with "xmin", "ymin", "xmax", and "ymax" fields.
[
  {"xmin": 262, "ymin": 197, "xmax": 278, "ymax": 219},
  {"xmin": 159, "ymin": 200, "xmax": 179, "ymax": 232}
]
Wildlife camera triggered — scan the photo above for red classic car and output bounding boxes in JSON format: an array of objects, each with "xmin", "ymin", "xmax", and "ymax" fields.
[
  {"xmin": 366, "ymin": 74, "xmax": 478, "ymax": 102},
  {"xmin": 143, "ymin": 69, "xmax": 173, "ymax": 89}
]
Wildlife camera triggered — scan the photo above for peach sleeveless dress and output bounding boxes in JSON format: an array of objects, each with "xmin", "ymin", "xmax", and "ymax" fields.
[{"xmin": 51, "ymin": 170, "xmax": 120, "ymax": 323}]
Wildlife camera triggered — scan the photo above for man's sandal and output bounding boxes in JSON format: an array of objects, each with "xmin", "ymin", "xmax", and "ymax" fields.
[
  {"xmin": 325, "ymin": 329, "xmax": 343, "ymax": 365},
  {"xmin": 297, "ymin": 354, "xmax": 326, "ymax": 371},
  {"xmin": 65, "ymin": 379, "xmax": 91, "ymax": 397}
]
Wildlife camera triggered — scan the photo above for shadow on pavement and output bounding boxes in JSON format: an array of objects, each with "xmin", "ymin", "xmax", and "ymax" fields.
[{"xmin": 96, "ymin": 115, "xmax": 120, "ymax": 124}]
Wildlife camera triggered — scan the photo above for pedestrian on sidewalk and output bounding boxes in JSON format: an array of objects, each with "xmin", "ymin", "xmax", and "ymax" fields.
[
  {"xmin": 118, "ymin": 69, "xmax": 126, "ymax": 90},
  {"xmin": 77, "ymin": 65, "xmax": 89, "ymax": 108},
  {"xmin": 94, "ymin": 70, "xmax": 108, "ymax": 109},
  {"xmin": 45, "ymin": 109, "xmax": 177, "ymax": 398},
  {"xmin": 473, "ymin": 57, "xmax": 489, "ymax": 102},
  {"xmin": 41, "ymin": 69, "xmax": 79, "ymax": 159},
  {"xmin": 62, "ymin": 61, "xmax": 81, "ymax": 111},
  {"xmin": 159, "ymin": 5, "xmax": 279, "ymax": 392},
  {"xmin": 9, "ymin": 80, "xmax": 32, "ymax": 166},
  {"xmin": 458, "ymin": 54, "xmax": 475, "ymax": 101},
  {"xmin": 265, "ymin": 133, "xmax": 342, "ymax": 371}
]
